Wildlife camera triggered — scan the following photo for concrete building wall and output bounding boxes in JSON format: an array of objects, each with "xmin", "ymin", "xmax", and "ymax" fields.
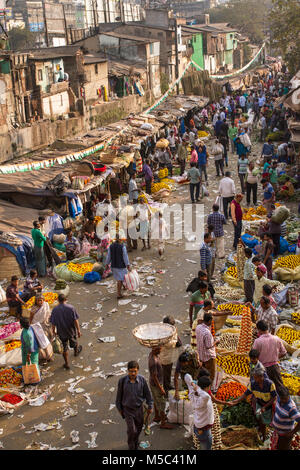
[
  {"xmin": 83, "ymin": 61, "xmax": 109, "ymax": 105},
  {"xmin": 0, "ymin": 90, "xmax": 154, "ymax": 163}
]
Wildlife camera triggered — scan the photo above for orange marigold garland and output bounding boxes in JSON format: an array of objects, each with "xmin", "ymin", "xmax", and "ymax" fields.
[{"xmin": 236, "ymin": 306, "xmax": 253, "ymax": 354}]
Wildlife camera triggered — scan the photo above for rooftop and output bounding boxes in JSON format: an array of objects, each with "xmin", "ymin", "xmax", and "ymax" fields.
[{"xmin": 100, "ymin": 31, "xmax": 159, "ymax": 44}]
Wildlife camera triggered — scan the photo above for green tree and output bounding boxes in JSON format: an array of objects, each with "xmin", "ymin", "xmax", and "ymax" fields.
[
  {"xmin": 8, "ymin": 27, "xmax": 37, "ymax": 50},
  {"xmin": 207, "ymin": 0, "xmax": 271, "ymax": 44},
  {"xmin": 269, "ymin": 0, "xmax": 300, "ymax": 75}
]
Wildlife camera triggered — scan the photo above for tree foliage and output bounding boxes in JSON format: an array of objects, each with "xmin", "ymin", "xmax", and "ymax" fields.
[
  {"xmin": 269, "ymin": 0, "xmax": 300, "ymax": 75},
  {"xmin": 206, "ymin": 0, "xmax": 271, "ymax": 43},
  {"xmin": 8, "ymin": 27, "xmax": 37, "ymax": 50}
]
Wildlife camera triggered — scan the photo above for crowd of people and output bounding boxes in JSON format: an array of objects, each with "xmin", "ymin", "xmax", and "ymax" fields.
[{"xmin": 4, "ymin": 61, "xmax": 300, "ymax": 452}]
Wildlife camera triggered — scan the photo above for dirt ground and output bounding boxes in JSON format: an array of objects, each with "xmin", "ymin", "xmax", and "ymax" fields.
[{"xmin": 0, "ymin": 130, "xmax": 288, "ymax": 451}]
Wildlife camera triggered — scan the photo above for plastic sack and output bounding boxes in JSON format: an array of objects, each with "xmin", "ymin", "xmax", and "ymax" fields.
[
  {"xmin": 271, "ymin": 206, "xmax": 290, "ymax": 225},
  {"xmin": 223, "ymin": 271, "xmax": 243, "ymax": 288},
  {"xmin": 273, "ymin": 265, "xmax": 300, "ymax": 281},
  {"xmin": 167, "ymin": 390, "xmax": 193, "ymax": 424},
  {"xmin": 31, "ymin": 323, "xmax": 50, "ymax": 350},
  {"xmin": 201, "ymin": 184, "xmax": 209, "ymax": 198},
  {"xmin": 0, "ymin": 347, "xmax": 22, "ymax": 366},
  {"xmin": 52, "ymin": 336, "xmax": 63, "ymax": 354},
  {"xmin": 0, "ymin": 285, "xmax": 6, "ymax": 303},
  {"xmin": 279, "ymin": 237, "xmax": 289, "ymax": 254},
  {"xmin": 22, "ymin": 362, "xmax": 40, "ymax": 385},
  {"xmin": 241, "ymin": 233, "xmax": 258, "ymax": 248},
  {"xmin": 123, "ymin": 270, "xmax": 140, "ymax": 292},
  {"xmin": 84, "ymin": 271, "xmax": 101, "ymax": 284},
  {"xmin": 288, "ymin": 244, "xmax": 296, "ymax": 253}
]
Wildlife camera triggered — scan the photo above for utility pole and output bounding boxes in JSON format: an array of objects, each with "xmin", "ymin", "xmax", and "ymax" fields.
[
  {"xmin": 62, "ymin": 5, "xmax": 68, "ymax": 45},
  {"xmin": 42, "ymin": 3, "xmax": 49, "ymax": 47},
  {"xmin": 174, "ymin": 18, "xmax": 179, "ymax": 95}
]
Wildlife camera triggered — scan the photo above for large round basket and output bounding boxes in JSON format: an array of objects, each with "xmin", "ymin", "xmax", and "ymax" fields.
[{"xmin": 132, "ymin": 323, "xmax": 176, "ymax": 348}]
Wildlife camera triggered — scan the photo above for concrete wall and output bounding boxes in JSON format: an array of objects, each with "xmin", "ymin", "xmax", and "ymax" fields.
[
  {"xmin": 0, "ymin": 90, "xmax": 154, "ymax": 163},
  {"xmin": 83, "ymin": 62, "xmax": 109, "ymax": 105}
]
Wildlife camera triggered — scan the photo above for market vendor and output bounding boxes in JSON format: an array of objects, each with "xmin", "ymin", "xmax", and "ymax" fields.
[
  {"xmin": 64, "ymin": 230, "xmax": 81, "ymax": 261},
  {"xmin": 253, "ymin": 265, "xmax": 281, "ymax": 306},
  {"xmin": 186, "ymin": 270, "xmax": 215, "ymax": 299},
  {"xmin": 278, "ymin": 176, "xmax": 295, "ymax": 200},
  {"xmin": 174, "ymin": 347, "xmax": 202, "ymax": 400},
  {"xmin": 189, "ymin": 281, "xmax": 211, "ymax": 328},
  {"xmin": 6, "ymin": 275, "xmax": 25, "ymax": 317},
  {"xmin": 82, "ymin": 216, "xmax": 97, "ymax": 243},
  {"xmin": 105, "ymin": 233, "xmax": 131, "ymax": 299},
  {"xmin": 226, "ymin": 369, "xmax": 276, "ymax": 442},
  {"xmin": 22, "ymin": 269, "xmax": 43, "ymax": 302},
  {"xmin": 31, "ymin": 220, "xmax": 47, "ymax": 277},
  {"xmin": 247, "ymin": 296, "xmax": 278, "ymax": 335}
]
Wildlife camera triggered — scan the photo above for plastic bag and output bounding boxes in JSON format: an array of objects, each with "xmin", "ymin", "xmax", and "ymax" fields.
[
  {"xmin": 22, "ymin": 362, "xmax": 40, "ymax": 385},
  {"xmin": 241, "ymin": 233, "xmax": 258, "ymax": 248},
  {"xmin": 31, "ymin": 323, "xmax": 50, "ymax": 350},
  {"xmin": 52, "ymin": 336, "xmax": 63, "ymax": 354},
  {"xmin": 215, "ymin": 196, "xmax": 223, "ymax": 213},
  {"xmin": 201, "ymin": 184, "xmax": 209, "ymax": 198},
  {"xmin": 83, "ymin": 271, "xmax": 101, "ymax": 284},
  {"xmin": 123, "ymin": 270, "xmax": 140, "ymax": 292},
  {"xmin": 167, "ymin": 390, "xmax": 193, "ymax": 425},
  {"xmin": 279, "ymin": 237, "xmax": 289, "ymax": 254}
]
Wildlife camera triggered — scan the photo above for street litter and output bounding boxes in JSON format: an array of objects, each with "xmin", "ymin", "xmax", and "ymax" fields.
[
  {"xmin": 62, "ymin": 407, "xmax": 78, "ymax": 419},
  {"xmin": 28, "ymin": 392, "xmax": 50, "ymax": 407},
  {"xmin": 95, "ymin": 317, "xmax": 104, "ymax": 327},
  {"xmin": 101, "ymin": 419, "xmax": 116, "ymax": 424},
  {"xmin": 70, "ymin": 430, "xmax": 80, "ymax": 443},
  {"xmin": 138, "ymin": 305, "xmax": 147, "ymax": 313},
  {"xmin": 86, "ymin": 409, "xmax": 98, "ymax": 413},
  {"xmin": 139, "ymin": 441, "xmax": 150, "ymax": 449},
  {"xmin": 84, "ymin": 423, "xmax": 94, "ymax": 427},
  {"xmin": 118, "ymin": 299, "xmax": 132, "ymax": 305},
  {"xmin": 109, "ymin": 387, "xmax": 115, "ymax": 392},
  {"xmin": 112, "ymin": 362, "xmax": 127, "ymax": 368},
  {"xmin": 85, "ymin": 432, "xmax": 98, "ymax": 448},
  {"xmin": 109, "ymin": 404, "xmax": 115, "ymax": 411},
  {"xmin": 98, "ymin": 336, "xmax": 115, "ymax": 343},
  {"xmin": 83, "ymin": 366, "xmax": 92, "ymax": 371},
  {"xmin": 94, "ymin": 357, "xmax": 102, "ymax": 362},
  {"xmin": 185, "ymin": 259, "xmax": 197, "ymax": 263},
  {"xmin": 83, "ymin": 394, "xmax": 92, "ymax": 406}
]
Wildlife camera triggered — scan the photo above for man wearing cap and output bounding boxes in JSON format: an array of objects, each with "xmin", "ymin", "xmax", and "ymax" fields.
[{"xmin": 253, "ymin": 265, "xmax": 282, "ymax": 306}]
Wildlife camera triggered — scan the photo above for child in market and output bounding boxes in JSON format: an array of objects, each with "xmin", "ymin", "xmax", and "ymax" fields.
[{"xmin": 249, "ymin": 348, "xmax": 267, "ymax": 380}]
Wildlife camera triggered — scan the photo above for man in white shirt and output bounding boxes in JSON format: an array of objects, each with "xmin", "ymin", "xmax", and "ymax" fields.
[
  {"xmin": 211, "ymin": 139, "xmax": 224, "ymax": 177},
  {"xmin": 128, "ymin": 173, "xmax": 139, "ymax": 203},
  {"xmin": 184, "ymin": 373, "xmax": 214, "ymax": 450},
  {"xmin": 259, "ymin": 115, "xmax": 267, "ymax": 142},
  {"xmin": 239, "ymin": 95, "xmax": 246, "ymax": 112},
  {"xmin": 219, "ymin": 108, "xmax": 226, "ymax": 121},
  {"xmin": 219, "ymin": 171, "xmax": 236, "ymax": 220}
]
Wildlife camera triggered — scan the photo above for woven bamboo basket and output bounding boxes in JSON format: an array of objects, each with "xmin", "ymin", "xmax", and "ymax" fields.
[
  {"xmin": 132, "ymin": 323, "xmax": 176, "ymax": 348},
  {"xmin": 0, "ymin": 247, "xmax": 22, "ymax": 281}
]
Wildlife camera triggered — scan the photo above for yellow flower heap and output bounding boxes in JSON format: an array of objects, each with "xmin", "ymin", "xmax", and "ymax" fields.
[
  {"xmin": 68, "ymin": 262, "xmax": 94, "ymax": 275},
  {"xmin": 217, "ymin": 303, "xmax": 245, "ymax": 316},
  {"xmin": 226, "ymin": 266, "xmax": 238, "ymax": 278},
  {"xmin": 25, "ymin": 292, "xmax": 58, "ymax": 309},
  {"xmin": 276, "ymin": 326, "xmax": 300, "ymax": 345},
  {"xmin": 216, "ymin": 354, "xmax": 250, "ymax": 377},
  {"xmin": 242, "ymin": 205, "xmax": 267, "ymax": 221},
  {"xmin": 274, "ymin": 255, "xmax": 300, "ymax": 269}
]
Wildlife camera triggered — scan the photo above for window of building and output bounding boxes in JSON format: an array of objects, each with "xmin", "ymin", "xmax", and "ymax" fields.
[
  {"xmin": 149, "ymin": 43, "xmax": 154, "ymax": 55},
  {"xmin": 95, "ymin": 64, "xmax": 98, "ymax": 74},
  {"xmin": 38, "ymin": 69, "xmax": 43, "ymax": 81}
]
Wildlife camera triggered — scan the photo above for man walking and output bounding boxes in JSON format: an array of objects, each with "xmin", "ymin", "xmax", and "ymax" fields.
[
  {"xmin": 207, "ymin": 204, "xmax": 226, "ymax": 259},
  {"xmin": 143, "ymin": 159, "xmax": 153, "ymax": 195},
  {"xmin": 50, "ymin": 294, "xmax": 82, "ymax": 370},
  {"xmin": 253, "ymin": 320, "xmax": 286, "ymax": 391},
  {"xmin": 219, "ymin": 171, "xmax": 235, "ymax": 221},
  {"xmin": 148, "ymin": 347, "xmax": 174, "ymax": 429},
  {"xmin": 211, "ymin": 139, "xmax": 224, "ymax": 177},
  {"xmin": 230, "ymin": 193, "xmax": 244, "ymax": 250},
  {"xmin": 116, "ymin": 360, "xmax": 153, "ymax": 450},
  {"xmin": 177, "ymin": 139, "xmax": 188, "ymax": 175},
  {"xmin": 187, "ymin": 162, "xmax": 201, "ymax": 203}
]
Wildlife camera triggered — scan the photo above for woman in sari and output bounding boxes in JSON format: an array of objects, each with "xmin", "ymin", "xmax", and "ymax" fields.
[
  {"xmin": 20, "ymin": 317, "xmax": 40, "ymax": 382},
  {"xmin": 30, "ymin": 294, "xmax": 53, "ymax": 362}
]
